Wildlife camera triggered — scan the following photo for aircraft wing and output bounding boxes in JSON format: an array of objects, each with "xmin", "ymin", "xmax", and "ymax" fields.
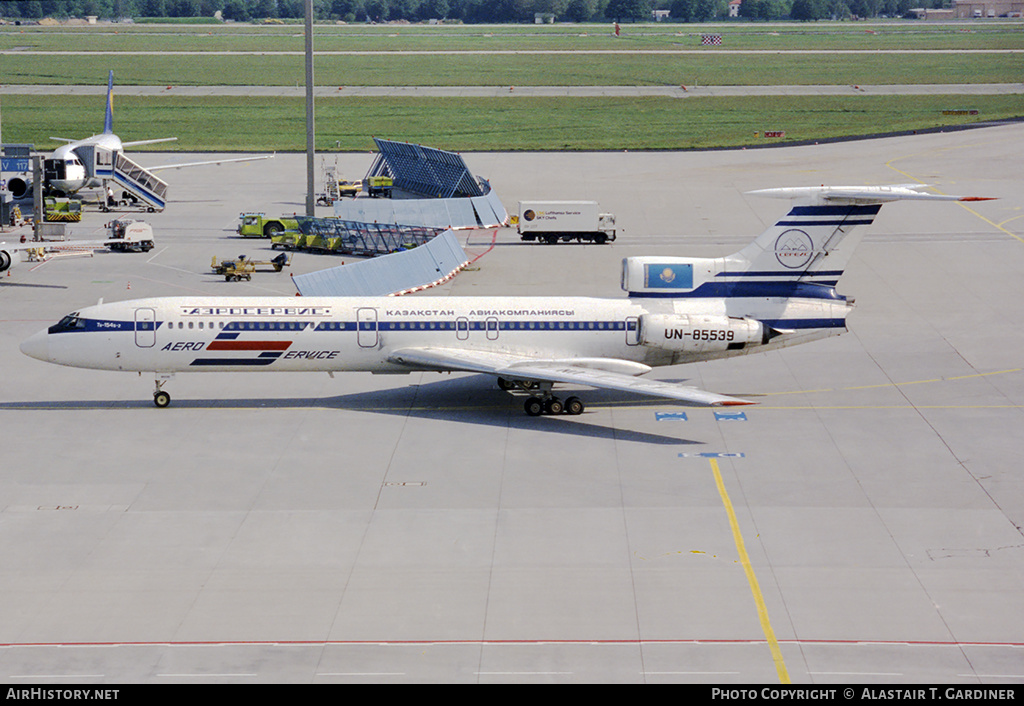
[
  {"xmin": 0, "ymin": 241, "xmax": 47, "ymax": 253},
  {"xmin": 388, "ymin": 347, "xmax": 755, "ymax": 407},
  {"xmin": 146, "ymin": 154, "xmax": 274, "ymax": 171},
  {"xmin": 121, "ymin": 137, "xmax": 179, "ymax": 148}
]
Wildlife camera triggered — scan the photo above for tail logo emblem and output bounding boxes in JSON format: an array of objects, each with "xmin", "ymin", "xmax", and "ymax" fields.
[{"xmin": 775, "ymin": 229, "xmax": 814, "ymax": 269}]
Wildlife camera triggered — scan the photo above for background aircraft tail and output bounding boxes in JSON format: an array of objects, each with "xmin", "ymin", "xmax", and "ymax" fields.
[{"xmin": 103, "ymin": 70, "xmax": 114, "ymax": 134}]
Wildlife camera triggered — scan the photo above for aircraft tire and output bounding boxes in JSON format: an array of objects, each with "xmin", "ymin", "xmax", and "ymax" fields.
[
  {"xmin": 524, "ymin": 397, "xmax": 544, "ymax": 416},
  {"xmin": 564, "ymin": 396, "xmax": 584, "ymax": 415},
  {"xmin": 497, "ymin": 377, "xmax": 516, "ymax": 391},
  {"xmin": 543, "ymin": 397, "xmax": 563, "ymax": 415},
  {"xmin": 154, "ymin": 391, "xmax": 171, "ymax": 408}
]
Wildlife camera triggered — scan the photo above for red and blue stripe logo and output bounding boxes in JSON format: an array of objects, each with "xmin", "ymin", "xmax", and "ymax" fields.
[{"xmin": 189, "ymin": 331, "xmax": 292, "ymax": 367}]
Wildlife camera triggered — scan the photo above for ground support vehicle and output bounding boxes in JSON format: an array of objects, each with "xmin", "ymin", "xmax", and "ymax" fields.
[
  {"xmin": 211, "ymin": 253, "xmax": 290, "ymax": 281},
  {"xmin": 270, "ymin": 218, "xmax": 442, "ymax": 258},
  {"xmin": 517, "ymin": 201, "xmax": 616, "ymax": 244},
  {"xmin": 367, "ymin": 176, "xmax": 393, "ymax": 198},
  {"xmin": 237, "ymin": 213, "xmax": 300, "ymax": 238},
  {"xmin": 316, "ymin": 170, "xmax": 361, "ymax": 205},
  {"xmin": 107, "ymin": 218, "xmax": 155, "ymax": 252},
  {"xmin": 44, "ymin": 197, "xmax": 82, "ymax": 222}
]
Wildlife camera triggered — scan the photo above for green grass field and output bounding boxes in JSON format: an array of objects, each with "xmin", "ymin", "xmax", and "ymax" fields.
[
  {"xmin": 4, "ymin": 20, "xmax": 1024, "ymax": 52},
  {"xmin": 3, "ymin": 94, "xmax": 1020, "ymax": 152},
  {"xmin": 2, "ymin": 20, "xmax": 1022, "ymax": 151},
  {"xmin": 4, "ymin": 51, "xmax": 1024, "ymax": 87}
]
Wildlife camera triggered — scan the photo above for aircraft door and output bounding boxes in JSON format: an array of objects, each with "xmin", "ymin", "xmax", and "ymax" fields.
[
  {"xmin": 43, "ymin": 158, "xmax": 65, "ymax": 183},
  {"xmin": 134, "ymin": 308, "xmax": 156, "ymax": 348},
  {"xmin": 94, "ymin": 145, "xmax": 115, "ymax": 179},
  {"xmin": 625, "ymin": 316, "xmax": 640, "ymax": 346},
  {"xmin": 456, "ymin": 317, "xmax": 469, "ymax": 341},
  {"xmin": 485, "ymin": 317, "xmax": 499, "ymax": 341},
  {"xmin": 357, "ymin": 307, "xmax": 378, "ymax": 348}
]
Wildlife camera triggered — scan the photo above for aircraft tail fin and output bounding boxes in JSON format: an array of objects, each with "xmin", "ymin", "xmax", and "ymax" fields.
[
  {"xmin": 733, "ymin": 185, "xmax": 994, "ymax": 280},
  {"xmin": 103, "ymin": 69, "xmax": 114, "ymax": 134},
  {"xmin": 623, "ymin": 185, "xmax": 993, "ymax": 300}
]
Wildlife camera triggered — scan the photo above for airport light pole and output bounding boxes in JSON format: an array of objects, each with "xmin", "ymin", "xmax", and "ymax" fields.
[{"xmin": 305, "ymin": 0, "xmax": 315, "ymax": 217}]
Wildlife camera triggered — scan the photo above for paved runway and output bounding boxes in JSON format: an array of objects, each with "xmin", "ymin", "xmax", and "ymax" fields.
[{"xmin": 1, "ymin": 123, "xmax": 1023, "ymax": 683}]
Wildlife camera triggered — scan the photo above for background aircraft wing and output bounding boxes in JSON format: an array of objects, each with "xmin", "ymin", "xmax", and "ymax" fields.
[
  {"xmin": 146, "ymin": 154, "xmax": 274, "ymax": 171},
  {"xmin": 388, "ymin": 346, "xmax": 754, "ymax": 407},
  {"xmin": 121, "ymin": 137, "xmax": 179, "ymax": 148}
]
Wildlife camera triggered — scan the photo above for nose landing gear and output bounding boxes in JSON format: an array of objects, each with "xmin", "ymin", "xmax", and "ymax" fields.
[{"xmin": 152, "ymin": 374, "xmax": 174, "ymax": 408}]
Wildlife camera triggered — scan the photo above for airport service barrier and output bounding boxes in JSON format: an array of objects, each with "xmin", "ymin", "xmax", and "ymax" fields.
[
  {"xmin": 291, "ymin": 229, "xmax": 470, "ymax": 297},
  {"xmin": 332, "ymin": 191, "xmax": 507, "ymax": 230},
  {"xmin": 273, "ymin": 218, "xmax": 444, "ymax": 257}
]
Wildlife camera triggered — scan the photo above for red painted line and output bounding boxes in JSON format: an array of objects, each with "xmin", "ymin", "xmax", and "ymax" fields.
[
  {"xmin": 206, "ymin": 340, "xmax": 291, "ymax": 351},
  {"xmin": 467, "ymin": 228, "xmax": 498, "ymax": 265}
]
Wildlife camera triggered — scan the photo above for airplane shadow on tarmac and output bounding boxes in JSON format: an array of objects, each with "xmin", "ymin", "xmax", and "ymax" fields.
[{"xmin": 0, "ymin": 374, "xmax": 726, "ymax": 446}]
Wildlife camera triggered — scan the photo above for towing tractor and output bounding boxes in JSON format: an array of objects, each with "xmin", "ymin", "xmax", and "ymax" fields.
[
  {"xmin": 517, "ymin": 201, "xmax": 616, "ymax": 244},
  {"xmin": 237, "ymin": 213, "xmax": 300, "ymax": 238},
  {"xmin": 211, "ymin": 253, "xmax": 290, "ymax": 281}
]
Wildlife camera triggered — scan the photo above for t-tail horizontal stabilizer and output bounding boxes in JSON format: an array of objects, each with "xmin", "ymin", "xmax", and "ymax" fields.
[{"xmin": 747, "ymin": 184, "xmax": 996, "ymax": 205}]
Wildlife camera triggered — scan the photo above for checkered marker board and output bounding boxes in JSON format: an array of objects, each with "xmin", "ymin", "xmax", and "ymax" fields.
[{"xmin": 701, "ymin": 34, "xmax": 722, "ymax": 45}]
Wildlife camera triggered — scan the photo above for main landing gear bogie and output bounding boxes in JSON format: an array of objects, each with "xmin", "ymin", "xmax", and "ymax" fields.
[{"xmin": 523, "ymin": 395, "xmax": 584, "ymax": 417}]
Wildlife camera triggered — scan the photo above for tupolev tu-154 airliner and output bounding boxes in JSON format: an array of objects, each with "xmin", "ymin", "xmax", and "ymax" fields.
[{"xmin": 20, "ymin": 185, "xmax": 992, "ymax": 415}]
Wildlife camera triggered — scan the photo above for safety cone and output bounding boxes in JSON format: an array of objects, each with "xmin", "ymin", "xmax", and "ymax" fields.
[{"xmin": 126, "ymin": 281, "xmax": 131, "ymax": 290}]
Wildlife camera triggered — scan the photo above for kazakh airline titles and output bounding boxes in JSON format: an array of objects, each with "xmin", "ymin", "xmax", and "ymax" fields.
[{"xmin": 20, "ymin": 185, "xmax": 992, "ymax": 415}]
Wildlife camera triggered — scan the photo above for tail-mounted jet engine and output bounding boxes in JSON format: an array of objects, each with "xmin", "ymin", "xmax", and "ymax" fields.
[{"xmin": 639, "ymin": 314, "xmax": 775, "ymax": 353}]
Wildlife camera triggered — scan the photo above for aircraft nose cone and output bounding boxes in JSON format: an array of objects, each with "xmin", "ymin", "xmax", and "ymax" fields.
[{"xmin": 20, "ymin": 330, "xmax": 49, "ymax": 362}]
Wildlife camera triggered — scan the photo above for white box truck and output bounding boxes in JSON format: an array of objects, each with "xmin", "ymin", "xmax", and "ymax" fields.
[{"xmin": 517, "ymin": 201, "xmax": 616, "ymax": 244}]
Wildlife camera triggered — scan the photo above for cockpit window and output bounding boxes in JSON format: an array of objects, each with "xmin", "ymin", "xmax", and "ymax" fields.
[{"xmin": 48, "ymin": 313, "xmax": 86, "ymax": 334}]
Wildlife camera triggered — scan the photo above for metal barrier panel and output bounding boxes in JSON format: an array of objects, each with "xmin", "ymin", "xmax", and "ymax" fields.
[
  {"xmin": 292, "ymin": 230, "xmax": 470, "ymax": 297},
  {"xmin": 333, "ymin": 196, "xmax": 506, "ymax": 229}
]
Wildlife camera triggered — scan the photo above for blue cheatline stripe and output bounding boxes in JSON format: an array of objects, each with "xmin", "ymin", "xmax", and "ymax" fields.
[
  {"xmin": 777, "ymin": 219, "xmax": 875, "ymax": 226},
  {"xmin": 789, "ymin": 204, "xmax": 881, "ymax": 216},
  {"xmin": 630, "ymin": 281, "xmax": 845, "ymax": 300},
  {"xmin": 189, "ymin": 358, "xmax": 277, "ymax": 367},
  {"xmin": 315, "ymin": 322, "xmax": 358, "ymax": 331},
  {"xmin": 717, "ymin": 270, "xmax": 844, "ymax": 278},
  {"xmin": 226, "ymin": 321, "xmax": 314, "ymax": 332},
  {"xmin": 761, "ymin": 318, "xmax": 846, "ymax": 329}
]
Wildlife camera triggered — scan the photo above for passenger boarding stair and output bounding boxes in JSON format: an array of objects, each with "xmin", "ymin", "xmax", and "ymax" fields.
[{"xmin": 111, "ymin": 153, "xmax": 167, "ymax": 211}]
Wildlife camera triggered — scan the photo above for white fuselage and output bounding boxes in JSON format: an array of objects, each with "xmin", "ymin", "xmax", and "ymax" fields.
[
  {"xmin": 22, "ymin": 293, "xmax": 849, "ymax": 375},
  {"xmin": 46, "ymin": 133, "xmax": 123, "ymax": 195}
]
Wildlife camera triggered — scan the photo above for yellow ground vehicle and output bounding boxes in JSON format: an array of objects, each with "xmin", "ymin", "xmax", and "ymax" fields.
[
  {"xmin": 44, "ymin": 197, "xmax": 82, "ymax": 222},
  {"xmin": 237, "ymin": 213, "xmax": 300, "ymax": 238},
  {"xmin": 211, "ymin": 253, "xmax": 290, "ymax": 281}
]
